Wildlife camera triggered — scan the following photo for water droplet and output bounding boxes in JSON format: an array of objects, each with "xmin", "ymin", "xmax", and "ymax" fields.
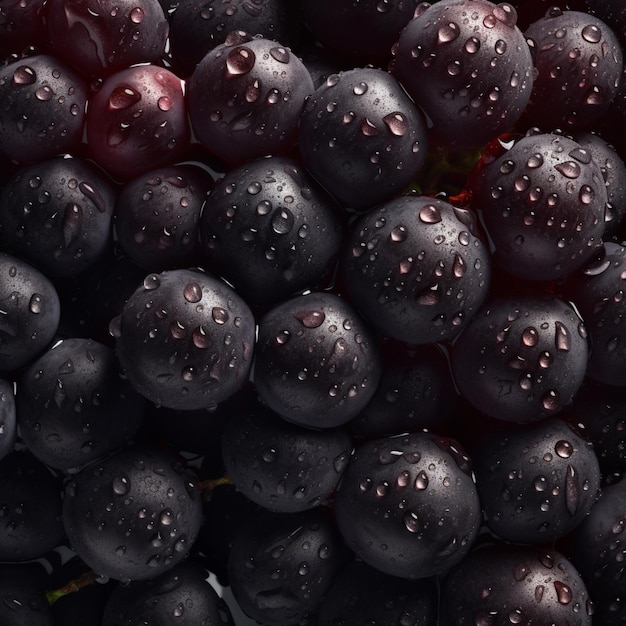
[
  {"xmin": 360, "ymin": 118, "xmax": 378, "ymax": 136},
  {"xmin": 404, "ymin": 511, "xmax": 420, "ymax": 533},
  {"xmin": 581, "ymin": 24, "xmax": 602, "ymax": 43},
  {"xmin": 419, "ymin": 204, "xmax": 441, "ymax": 223},
  {"xmin": 383, "ymin": 112, "xmax": 407, "ymax": 136},
  {"xmin": 35, "ymin": 85, "xmax": 53, "ymax": 101},
  {"xmin": 554, "ymin": 321, "xmax": 571, "ymax": 351},
  {"xmin": 438, "ymin": 22, "xmax": 460, "ymax": 43},
  {"xmin": 112, "ymin": 474, "xmax": 130, "ymax": 495},
  {"xmin": 353, "ymin": 81, "xmax": 368, "ymax": 95},
  {"xmin": 542, "ymin": 390, "xmax": 560, "ymax": 412},
  {"xmin": 12, "ymin": 65, "xmax": 36, "ymax": 85},
  {"xmin": 555, "ymin": 161, "xmax": 581, "ymax": 179},
  {"xmin": 271, "ymin": 208, "xmax": 294, "ymax": 234},
  {"xmin": 183, "ymin": 282, "xmax": 202, "ymax": 303},
  {"xmin": 212, "ymin": 307, "xmax": 229, "ymax": 325},
  {"xmin": 294, "ymin": 310, "xmax": 325, "ymax": 328},
  {"xmin": 29, "ymin": 294, "xmax": 43, "ymax": 314},
  {"xmin": 269, "ymin": 46, "xmax": 290, "ymax": 63},
  {"xmin": 521, "ymin": 327, "xmax": 538, "ymax": 347},
  {"xmin": 226, "ymin": 46, "xmax": 255, "ymax": 75},
  {"xmin": 109, "ymin": 86, "xmax": 141, "ymax": 110},
  {"xmin": 414, "ymin": 470, "xmax": 429, "ymax": 490},
  {"xmin": 554, "ymin": 581, "xmax": 573, "ymax": 605},
  {"xmin": 555, "ymin": 440, "xmax": 573, "ymax": 459}
]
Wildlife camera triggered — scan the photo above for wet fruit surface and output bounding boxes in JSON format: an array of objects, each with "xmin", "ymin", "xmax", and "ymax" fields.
[{"xmin": 2, "ymin": 0, "xmax": 626, "ymax": 622}]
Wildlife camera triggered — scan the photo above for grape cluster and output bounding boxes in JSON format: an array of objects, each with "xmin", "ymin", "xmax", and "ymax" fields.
[{"xmin": 1, "ymin": 0, "xmax": 626, "ymax": 624}]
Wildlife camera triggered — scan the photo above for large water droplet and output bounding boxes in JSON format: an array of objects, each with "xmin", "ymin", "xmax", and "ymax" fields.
[{"xmin": 226, "ymin": 46, "xmax": 255, "ymax": 75}]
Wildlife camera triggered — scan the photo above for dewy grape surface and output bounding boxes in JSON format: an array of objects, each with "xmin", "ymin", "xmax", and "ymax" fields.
[{"xmin": 0, "ymin": 0, "xmax": 625, "ymax": 624}]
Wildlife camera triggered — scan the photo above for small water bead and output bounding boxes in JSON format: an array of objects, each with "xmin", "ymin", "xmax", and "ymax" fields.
[
  {"xmin": 360, "ymin": 118, "xmax": 378, "ymax": 136},
  {"xmin": 353, "ymin": 82, "xmax": 368, "ymax": 95},
  {"xmin": 294, "ymin": 310, "xmax": 325, "ymax": 328},
  {"xmin": 269, "ymin": 46, "xmax": 290, "ymax": 63},
  {"xmin": 109, "ymin": 86, "xmax": 141, "ymax": 110},
  {"xmin": 143, "ymin": 274, "xmax": 160, "ymax": 290},
  {"xmin": 555, "ymin": 161, "xmax": 581, "ymax": 179},
  {"xmin": 521, "ymin": 326, "xmax": 539, "ymax": 347},
  {"xmin": 403, "ymin": 511, "xmax": 420, "ymax": 533},
  {"xmin": 579, "ymin": 185, "xmax": 594, "ymax": 204},
  {"xmin": 465, "ymin": 36, "xmax": 481, "ymax": 54},
  {"xmin": 183, "ymin": 282, "xmax": 202, "ymax": 303},
  {"xmin": 554, "ymin": 581, "xmax": 573, "ymax": 605}
]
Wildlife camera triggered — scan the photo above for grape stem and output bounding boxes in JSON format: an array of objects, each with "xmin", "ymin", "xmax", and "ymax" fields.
[{"xmin": 45, "ymin": 570, "xmax": 98, "ymax": 605}]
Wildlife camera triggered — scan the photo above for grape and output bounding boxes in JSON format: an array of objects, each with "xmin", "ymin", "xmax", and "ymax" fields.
[
  {"xmin": 298, "ymin": 66, "xmax": 429, "ymax": 210},
  {"xmin": 524, "ymin": 8, "xmax": 623, "ymax": 130},
  {"xmin": 62, "ymin": 444, "xmax": 203, "ymax": 581},
  {"xmin": 0, "ymin": 54, "xmax": 88, "ymax": 163},
  {"xmin": 44, "ymin": 0, "xmax": 169, "ymax": 78},
  {"xmin": 438, "ymin": 542, "xmax": 594, "ymax": 625},
  {"xmin": 85, "ymin": 64, "xmax": 190, "ymax": 181},
  {"xmin": 16, "ymin": 337, "xmax": 146, "ymax": 470},
  {"xmin": 450, "ymin": 294, "xmax": 589, "ymax": 424},
  {"xmin": 0, "ymin": 450, "xmax": 65, "ymax": 562},
  {"xmin": 470, "ymin": 131, "xmax": 607, "ymax": 281},
  {"xmin": 334, "ymin": 431, "xmax": 481, "ymax": 579},
  {"xmin": 339, "ymin": 194, "xmax": 491, "ymax": 345},
  {"xmin": 391, "ymin": 0, "xmax": 535, "ymax": 151},
  {"xmin": 187, "ymin": 32, "xmax": 314, "ymax": 166},
  {"xmin": 197, "ymin": 155, "xmax": 344, "ymax": 307},
  {"xmin": 253, "ymin": 290, "xmax": 382, "ymax": 429},
  {"xmin": 0, "ymin": 252, "xmax": 61, "ymax": 373},
  {"xmin": 1, "ymin": 0, "xmax": 625, "ymax": 622},
  {"xmin": 114, "ymin": 163, "xmax": 214, "ymax": 272},
  {"xmin": 0, "ymin": 155, "xmax": 116, "ymax": 279},
  {"xmin": 112, "ymin": 268, "xmax": 256, "ymax": 411}
]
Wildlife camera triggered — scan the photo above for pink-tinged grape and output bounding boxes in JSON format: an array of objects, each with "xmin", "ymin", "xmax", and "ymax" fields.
[
  {"xmin": 44, "ymin": 0, "xmax": 169, "ymax": 78},
  {"xmin": 85, "ymin": 64, "xmax": 190, "ymax": 181}
]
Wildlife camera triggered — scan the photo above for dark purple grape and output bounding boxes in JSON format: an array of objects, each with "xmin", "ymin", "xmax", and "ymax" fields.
[
  {"xmin": 298, "ymin": 67, "xmax": 428, "ymax": 210},
  {"xmin": 114, "ymin": 163, "xmax": 213, "ymax": 272},
  {"xmin": 221, "ymin": 400, "xmax": 352, "ymax": 512},
  {"xmin": 301, "ymin": 0, "xmax": 419, "ymax": 66},
  {"xmin": 86, "ymin": 64, "xmax": 190, "ymax": 181},
  {"xmin": 187, "ymin": 32, "xmax": 314, "ymax": 166},
  {"xmin": 565, "ymin": 242, "xmax": 626, "ymax": 387},
  {"xmin": 197, "ymin": 155, "xmax": 344, "ymax": 307},
  {"xmin": 226, "ymin": 507, "xmax": 349, "ymax": 626},
  {"xmin": 112, "ymin": 268, "xmax": 256, "ymax": 411},
  {"xmin": 318, "ymin": 558, "xmax": 438, "ymax": 626},
  {"xmin": 253, "ymin": 290, "xmax": 382, "ymax": 429},
  {"xmin": 0, "ymin": 378, "xmax": 16, "ymax": 461},
  {"xmin": 169, "ymin": 0, "xmax": 301, "ymax": 77},
  {"xmin": 339, "ymin": 195, "xmax": 491, "ymax": 345},
  {"xmin": 0, "ymin": 450, "xmax": 65, "ymax": 562},
  {"xmin": 62, "ymin": 444, "xmax": 203, "ymax": 582},
  {"xmin": 563, "ymin": 377, "xmax": 626, "ymax": 473},
  {"xmin": 349, "ymin": 341, "xmax": 459, "ymax": 438},
  {"xmin": 44, "ymin": 0, "xmax": 169, "ymax": 78},
  {"xmin": 390, "ymin": 0, "xmax": 534, "ymax": 151},
  {"xmin": 16, "ymin": 337, "xmax": 146, "ymax": 470},
  {"xmin": 524, "ymin": 8, "xmax": 623, "ymax": 130},
  {"xmin": 0, "ymin": 155, "xmax": 116, "ymax": 279},
  {"xmin": 0, "ymin": 0, "xmax": 47, "ymax": 59},
  {"xmin": 0, "ymin": 563, "xmax": 54, "ymax": 626},
  {"xmin": 0, "ymin": 252, "xmax": 60, "ymax": 373},
  {"xmin": 563, "ymin": 475, "xmax": 626, "ymax": 625},
  {"xmin": 438, "ymin": 542, "xmax": 594, "ymax": 625},
  {"xmin": 449, "ymin": 295, "xmax": 589, "ymax": 423},
  {"xmin": 102, "ymin": 560, "xmax": 234, "ymax": 625},
  {"xmin": 0, "ymin": 55, "xmax": 88, "ymax": 163},
  {"xmin": 572, "ymin": 131, "xmax": 626, "ymax": 237},
  {"xmin": 470, "ymin": 132, "xmax": 607, "ymax": 281},
  {"xmin": 334, "ymin": 431, "xmax": 482, "ymax": 579},
  {"xmin": 472, "ymin": 416, "xmax": 601, "ymax": 544}
]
